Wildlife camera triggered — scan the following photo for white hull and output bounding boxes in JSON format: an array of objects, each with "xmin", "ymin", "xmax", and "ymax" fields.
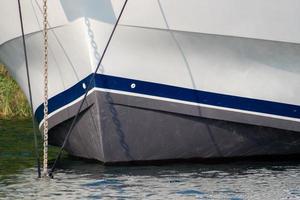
[{"xmin": 1, "ymin": 0, "xmax": 300, "ymax": 161}]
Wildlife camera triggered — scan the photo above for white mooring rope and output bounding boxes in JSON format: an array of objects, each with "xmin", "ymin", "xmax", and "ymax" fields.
[{"xmin": 42, "ymin": 0, "xmax": 49, "ymax": 177}]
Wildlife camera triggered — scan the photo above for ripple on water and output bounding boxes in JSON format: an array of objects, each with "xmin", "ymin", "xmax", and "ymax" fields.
[
  {"xmin": 0, "ymin": 120, "xmax": 300, "ymax": 199},
  {"xmin": 0, "ymin": 162, "xmax": 299, "ymax": 199},
  {"xmin": 83, "ymin": 179, "xmax": 122, "ymax": 187}
]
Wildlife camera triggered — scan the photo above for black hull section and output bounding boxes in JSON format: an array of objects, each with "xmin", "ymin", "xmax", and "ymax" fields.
[{"xmin": 49, "ymin": 91, "xmax": 300, "ymax": 163}]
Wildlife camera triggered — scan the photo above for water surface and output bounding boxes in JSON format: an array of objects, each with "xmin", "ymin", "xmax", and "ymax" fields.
[{"xmin": 0, "ymin": 120, "xmax": 299, "ymax": 199}]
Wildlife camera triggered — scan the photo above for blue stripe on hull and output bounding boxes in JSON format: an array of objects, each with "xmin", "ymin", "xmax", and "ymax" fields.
[{"xmin": 35, "ymin": 74, "xmax": 300, "ymax": 124}]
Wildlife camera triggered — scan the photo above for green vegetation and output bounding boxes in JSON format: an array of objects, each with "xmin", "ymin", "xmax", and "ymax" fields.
[
  {"xmin": 0, "ymin": 119, "xmax": 38, "ymax": 176},
  {"xmin": 0, "ymin": 119, "xmax": 62, "ymax": 177},
  {"xmin": 0, "ymin": 66, "xmax": 62, "ymax": 178},
  {"xmin": 0, "ymin": 64, "xmax": 30, "ymax": 119}
]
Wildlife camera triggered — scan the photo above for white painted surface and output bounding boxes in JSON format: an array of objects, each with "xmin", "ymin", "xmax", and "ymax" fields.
[{"xmin": 2, "ymin": 0, "xmax": 300, "ymax": 45}]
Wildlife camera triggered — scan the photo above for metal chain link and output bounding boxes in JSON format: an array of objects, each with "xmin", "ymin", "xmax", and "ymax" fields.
[{"xmin": 42, "ymin": 0, "xmax": 49, "ymax": 177}]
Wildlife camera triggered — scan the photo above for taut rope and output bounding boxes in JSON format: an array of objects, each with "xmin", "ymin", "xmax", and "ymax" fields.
[
  {"xmin": 17, "ymin": 0, "xmax": 41, "ymax": 178},
  {"xmin": 49, "ymin": 0, "xmax": 129, "ymax": 178}
]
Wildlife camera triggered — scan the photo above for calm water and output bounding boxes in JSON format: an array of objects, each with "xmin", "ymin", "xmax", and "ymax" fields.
[{"xmin": 0, "ymin": 120, "xmax": 300, "ymax": 199}]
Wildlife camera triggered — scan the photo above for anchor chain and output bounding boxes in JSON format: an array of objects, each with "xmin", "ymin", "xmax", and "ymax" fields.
[
  {"xmin": 48, "ymin": 0, "xmax": 129, "ymax": 177},
  {"xmin": 42, "ymin": 0, "xmax": 49, "ymax": 177}
]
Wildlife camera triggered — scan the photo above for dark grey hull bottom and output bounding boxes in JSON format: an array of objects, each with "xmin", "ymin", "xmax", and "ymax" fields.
[{"xmin": 49, "ymin": 91, "xmax": 300, "ymax": 163}]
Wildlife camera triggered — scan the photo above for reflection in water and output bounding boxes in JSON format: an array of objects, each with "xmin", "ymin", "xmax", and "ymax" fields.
[
  {"xmin": 1, "ymin": 120, "xmax": 300, "ymax": 199},
  {"xmin": 0, "ymin": 120, "xmax": 61, "ymax": 177},
  {"xmin": 1, "ymin": 160, "xmax": 300, "ymax": 199}
]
